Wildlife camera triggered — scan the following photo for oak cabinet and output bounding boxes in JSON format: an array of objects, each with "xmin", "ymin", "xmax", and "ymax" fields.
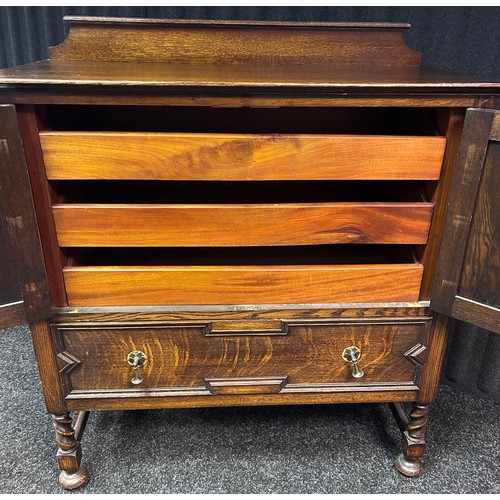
[{"xmin": 0, "ymin": 17, "xmax": 499, "ymax": 489}]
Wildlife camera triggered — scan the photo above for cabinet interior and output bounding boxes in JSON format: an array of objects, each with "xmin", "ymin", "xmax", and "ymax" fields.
[
  {"xmin": 66, "ymin": 245, "xmax": 420, "ymax": 267},
  {"xmin": 44, "ymin": 105, "xmax": 442, "ymax": 135},
  {"xmin": 35, "ymin": 104, "xmax": 446, "ymax": 305},
  {"xmin": 54, "ymin": 180, "xmax": 429, "ymax": 204}
]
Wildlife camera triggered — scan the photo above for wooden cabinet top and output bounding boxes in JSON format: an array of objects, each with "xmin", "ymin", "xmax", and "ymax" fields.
[{"xmin": 0, "ymin": 16, "xmax": 499, "ymax": 95}]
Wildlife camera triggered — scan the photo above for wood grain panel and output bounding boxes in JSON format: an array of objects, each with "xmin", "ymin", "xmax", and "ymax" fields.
[
  {"xmin": 63, "ymin": 264, "xmax": 424, "ymax": 306},
  {"xmin": 52, "ymin": 202, "xmax": 434, "ymax": 247},
  {"xmin": 431, "ymin": 108, "xmax": 500, "ymax": 334},
  {"xmin": 431, "ymin": 109, "xmax": 496, "ymax": 315},
  {"xmin": 16, "ymin": 105, "xmax": 69, "ymax": 306},
  {"xmin": 0, "ymin": 105, "xmax": 51, "ymax": 322},
  {"xmin": 40, "ymin": 132, "xmax": 446, "ymax": 181},
  {"xmin": 3, "ymin": 61, "xmax": 499, "ymax": 94},
  {"xmin": 51, "ymin": 306, "xmax": 431, "ymax": 324},
  {"xmin": 418, "ymin": 108, "xmax": 465, "ymax": 299},
  {"xmin": 458, "ymin": 142, "xmax": 499, "ymax": 311},
  {"xmin": 65, "ymin": 389, "xmax": 419, "ymax": 411},
  {"xmin": 0, "ymin": 301, "xmax": 26, "ymax": 329},
  {"xmin": 452, "ymin": 297, "xmax": 500, "ymax": 335},
  {"xmin": 49, "ymin": 18, "xmax": 421, "ymax": 66},
  {"xmin": 205, "ymin": 377, "xmax": 288, "ymax": 395},
  {"xmin": 0, "ymin": 91, "xmax": 480, "ymax": 108},
  {"xmin": 417, "ymin": 313, "xmax": 449, "ymax": 404},
  {"xmin": 56, "ymin": 320, "xmax": 428, "ymax": 392},
  {"xmin": 30, "ymin": 320, "xmax": 68, "ymax": 414},
  {"xmin": 491, "ymin": 112, "xmax": 500, "ymax": 141},
  {"xmin": 0, "ymin": 211, "xmax": 22, "ymax": 307}
]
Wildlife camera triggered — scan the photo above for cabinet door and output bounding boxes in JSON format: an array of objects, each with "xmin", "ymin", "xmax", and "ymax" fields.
[
  {"xmin": 431, "ymin": 108, "xmax": 500, "ymax": 334},
  {"xmin": 0, "ymin": 104, "xmax": 50, "ymax": 328}
]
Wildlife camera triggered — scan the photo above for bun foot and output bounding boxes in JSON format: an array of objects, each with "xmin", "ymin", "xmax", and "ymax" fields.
[
  {"xmin": 395, "ymin": 453, "xmax": 423, "ymax": 477},
  {"xmin": 59, "ymin": 465, "xmax": 89, "ymax": 490}
]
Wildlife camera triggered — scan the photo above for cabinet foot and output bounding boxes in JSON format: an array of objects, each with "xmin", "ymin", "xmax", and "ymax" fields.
[
  {"xmin": 394, "ymin": 453, "xmax": 423, "ymax": 477},
  {"xmin": 390, "ymin": 403, "xmax": 430, "ymax": 478},
  {"xmin": 59, "ymin": 465, "xmax": 89, "ymax": 490},
  {"xmin": 52, "ymin": 412, "xmax": 90, "ymax": 490}
]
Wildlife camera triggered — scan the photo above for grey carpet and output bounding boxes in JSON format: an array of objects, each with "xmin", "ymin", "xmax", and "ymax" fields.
[{"xmin": 1, "ymin": 323, "xmax": 498, "ymax": 493}]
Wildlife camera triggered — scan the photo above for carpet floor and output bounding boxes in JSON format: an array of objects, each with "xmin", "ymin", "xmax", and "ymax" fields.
[{"xmin": 0, "ymin": 323, "xmax": 498, "ymax": 494}]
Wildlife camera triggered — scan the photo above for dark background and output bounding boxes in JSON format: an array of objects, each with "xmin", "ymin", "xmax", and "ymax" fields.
[{"xmin": 1, "ymin": 6, "xmax": 499, "ymax": 402}]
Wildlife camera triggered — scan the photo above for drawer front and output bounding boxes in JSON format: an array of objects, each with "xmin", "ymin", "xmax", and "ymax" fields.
[
  {"xmin": 63, "ymin": 264, "xmax": 424, "ymax": 306},
  {"xmin": 52, "ymin": 202, "xmax": 433, "ymax": 247},
  {"xmin": 55, "ymin": 320, "xmax": 429, "ymax": 399},
  {"xmin": 40, "ymin": 132, "xmax": 446, "ymax": 180}
]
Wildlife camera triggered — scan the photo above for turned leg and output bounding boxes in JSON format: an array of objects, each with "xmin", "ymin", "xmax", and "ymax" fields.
[
  {"xmin": 391, "ymin": 314, "xmax": 450, "ymax": 477},
  {"xmin": 394, "ymin": 403, "xmax": 430, "ymax": 477},
  {"xmin": 52, "ymin": 412, "xmax": 89, "ymax": 489}
]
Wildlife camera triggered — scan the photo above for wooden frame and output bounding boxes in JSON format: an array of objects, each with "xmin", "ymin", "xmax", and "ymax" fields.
[{"xmin": 0, "ymin": 105, "xmax": 50, "ymax": 323}]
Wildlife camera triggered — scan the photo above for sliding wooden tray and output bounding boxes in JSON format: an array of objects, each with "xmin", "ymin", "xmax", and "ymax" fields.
[
  {"xmin": 63, "ymin": 263, "xmax": 424, "ymax": 306},
  {"xmin": 40, "ymin": 132, "xmax": 446, "ymax": 180},
  {"xmin": 52, "ymin": 202, "xmax": 433, "ymax": 247}
]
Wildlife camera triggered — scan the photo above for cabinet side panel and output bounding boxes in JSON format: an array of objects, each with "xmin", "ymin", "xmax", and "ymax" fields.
[
  {"xmin": 16, "ymin": 105, "xmax": 68, "ymax": 306},
  {"xmin": 417, "ymin": 313, "xmax": 450, "ymax": 404},
  {"xmin": 30, "ymin": 320, "xmax": 68, "ymax": 414},
  {"xmin": 419, "ymin": 108, "xmax": 465, "ymax": 300}
]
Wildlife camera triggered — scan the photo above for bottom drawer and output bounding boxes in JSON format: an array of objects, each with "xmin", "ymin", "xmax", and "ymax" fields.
[
  {"xmin": 54, "ymin": 319, "xmax": 430, "ymax": 401},
  {"xmin": 63, "ymin": 264, "xmax": 423, "ymax": 305}
]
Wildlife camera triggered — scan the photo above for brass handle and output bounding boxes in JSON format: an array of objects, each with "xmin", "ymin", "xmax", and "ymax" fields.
[
  {"xmin": 127, "ymin": 351, "xmax": 147, "ymax": 385},
  {"xmin": 341, "ymin": 346, "xmax": 364, "ymax": 379}
]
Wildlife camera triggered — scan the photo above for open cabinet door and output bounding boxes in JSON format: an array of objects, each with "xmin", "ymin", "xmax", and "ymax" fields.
[
  {"xmin": 432, "ymin": 108, "xmax": 500, "ymax": 334},
  {"xmin": 0, "ymin": 104, "xmax": 50, "ymax": 329}
]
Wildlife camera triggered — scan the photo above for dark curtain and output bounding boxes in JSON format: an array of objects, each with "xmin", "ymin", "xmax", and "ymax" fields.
[{"xmin": 1, "ymin": 6, "xmax": 499, "ymax": 402}]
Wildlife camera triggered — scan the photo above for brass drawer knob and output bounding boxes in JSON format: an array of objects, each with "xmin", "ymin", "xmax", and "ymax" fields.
[
  {"xmin": 127, "ymin": 351, "xmax": 147, "ymax": 385},
  {"xmin": 342, "ymin": 346, "xmax": 365, "ymax": 379}
]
